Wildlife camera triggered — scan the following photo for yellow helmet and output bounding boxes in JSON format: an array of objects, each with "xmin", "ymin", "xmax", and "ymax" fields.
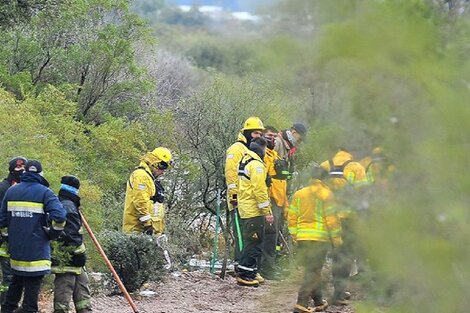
[
  {"xmin": 151, "ymin": 147, "xmax": 172, "ymax": 163},
  {"xmin": 143, "ymin": 147, "xmax": 173, "ymax": 170},
  {"xmin": 242, "ymin": 116, "xmax": 265, "ymax": 131},
  {"xmin": 372, "ymin": 147, "xmax": 383, "ymax": 155}
]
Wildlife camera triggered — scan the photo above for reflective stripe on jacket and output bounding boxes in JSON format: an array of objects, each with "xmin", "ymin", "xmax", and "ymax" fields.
[
  {"xmin": 288, "ymin": 180, "xmax": 341, "ymax": 244},
  {"xmin": 123, "ymin": 162, "xmax": 156, "ymax": 233},
  {"xmin": 51, "ymin": 265, "xmax": 81, "ymax": 275},
  {"xmin": 225, "ymin": 133, "xmax": 248, "ymax": 211},
  {"xmin": 238, "ymin": 150, "xmax": 271, "ymax": 219},
  {"xmin": 151, "ymin": 202, "xmax": 165, "ymax": 235}
]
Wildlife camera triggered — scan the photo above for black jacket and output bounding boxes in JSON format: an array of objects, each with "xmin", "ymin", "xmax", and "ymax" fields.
[
  {"xmin": 51, "ymin": 190, "xmax": 86, "ymax": 270},
  {"xmin": 0, "ymin": 177, "xmax": 14, "ymax": 202}
]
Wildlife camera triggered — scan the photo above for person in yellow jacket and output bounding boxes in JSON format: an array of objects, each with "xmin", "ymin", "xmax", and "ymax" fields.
[
  {"xmin": 360, "ymin": 147, "xmax": 395, "ymax": 187},
  {"xmin": 320, "ymin": 148, "xmax": 368, "ymax": 305},
  {"xmin": 150, "ymin": 180, "xmax": 166, "ymax": 235},
  {"xmin": 273, "ymin": 123, "xmax": 307, "ymax": 257},
  {"xmin": 236, "ymin": 137, "xmax": 273, "ymax": 286},
  {"xmin": 225, "ymin": 117, "xmax": 264, "ymax": 262},
  {"xmin": 123, "ymin": 147, "xmax": 172, "ymax": 234},
  {"xmin": 288, "ymin": 166, "xmax": 341, "ymax": 313},
  {"xmin": 320, "ymin": 148, "xmax": 369, "ymax": 192},
  {"xmin": 260, "ymin": 126, "xmax": 285, "ymax": 279}
]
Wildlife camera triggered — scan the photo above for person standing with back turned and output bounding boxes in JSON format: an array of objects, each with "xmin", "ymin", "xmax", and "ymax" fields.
[{"xmin": 0, "ymin": 160, "xmax": 66, "ymax": 313}]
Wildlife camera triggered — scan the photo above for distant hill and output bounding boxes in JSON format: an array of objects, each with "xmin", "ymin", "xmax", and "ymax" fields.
[{"xmin": 166, "ymin": 0, "xmax": 274, "ymax": 12}]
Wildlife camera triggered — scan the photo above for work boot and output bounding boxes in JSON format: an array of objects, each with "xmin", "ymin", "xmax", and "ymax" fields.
[
  {"xmin": 236, "ymin": 276, "xmax": 259, "ymax": 287},
  {"xmin": 312, "ymin": 299, "xmax": 328, "ymax": 312},
  {"xmin": 293, "ymin": 303, "xmax": 313, "ymax": 313},
  {"xmin": 255, "ymin": 273, "xmax": 265, "ymax": 284}
]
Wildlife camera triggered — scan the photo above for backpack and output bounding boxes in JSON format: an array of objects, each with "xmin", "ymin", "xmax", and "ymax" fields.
[
  {"xmin": 328, "ymin": 159, "xmax": 352, "ymax": 179},
  {"xmin": 273, "ymin": 159, "xmax": 290, "ymax": 180},
  {"xmin": 238, "ymin": 157, "xmax": 271, "ymax": 187}
]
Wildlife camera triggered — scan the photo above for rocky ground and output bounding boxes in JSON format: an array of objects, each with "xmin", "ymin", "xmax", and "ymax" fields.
[{"xmin": 40, "ymin": 270, "xmax": 355, "ymax": 313}]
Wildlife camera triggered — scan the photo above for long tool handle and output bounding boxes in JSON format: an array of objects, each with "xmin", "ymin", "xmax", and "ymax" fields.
[
  {"xmin": 210, "ymin": 188, "xmax": 221, "ymax": 274},
  {"xmin": 80, "ymin": 212, "xmax": 139, "ymax": 313}
]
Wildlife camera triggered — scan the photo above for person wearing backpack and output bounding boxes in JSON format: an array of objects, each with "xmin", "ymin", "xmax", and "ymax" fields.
[
  {"xmin": 225, "ymin": 117, "xmax": 265, "ymax": 263},
  {"xmin": 288, "ymin": 165, "xmax": 342, "ymax": 313},
  {"xmin": 320, "ymin": 148, "xmax": 368, "ymax": 305},
  {"xmin": 260, "ymin": 126, "xmax": 286, "ymax": 280},
  {"xmin": 236, "ymin": 137, "xmax": 273, "ymax": 286}
]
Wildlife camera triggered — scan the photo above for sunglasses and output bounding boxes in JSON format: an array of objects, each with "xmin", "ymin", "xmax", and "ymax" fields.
[{"xmin": 157, "ymin": 160, "xmax": 173, "ymax": 170}]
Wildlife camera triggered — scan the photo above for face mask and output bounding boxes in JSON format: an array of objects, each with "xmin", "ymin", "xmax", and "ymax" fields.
[
  {"xmin": 265, "ymin": 137, "xmax": 275, "ymax": 150},
  {"xmin": 285, "ymin": 130, "xmax": 297, "ymax": 147},
  {"xmin": 10, "ymin": 170, "xmax": 22, "ymax": 183}
]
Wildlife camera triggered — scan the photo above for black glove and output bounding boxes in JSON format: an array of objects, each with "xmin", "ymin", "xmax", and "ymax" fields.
[
  {"xmin": 43, "ymin": 226, "xmax": 64, "ymax": 240},
  {"xmin": 143, "ymin": 225, "xmax": 153, "ymax": 236},
  {"xmin": 266, "ymin": 175, "xmax": 272, "ymax": 187},
  {"xmin": 154, "ymin": 180, "xmax": 165, "ymax": 203},
  {"xmin": 71, "ymin": 253, "xmax": 87, "ymax": 267}
]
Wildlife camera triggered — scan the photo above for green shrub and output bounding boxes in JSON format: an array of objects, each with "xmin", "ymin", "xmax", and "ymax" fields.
[{"xmin": 99, "ymin": 231, "xmax": 165, "ymax": 293}]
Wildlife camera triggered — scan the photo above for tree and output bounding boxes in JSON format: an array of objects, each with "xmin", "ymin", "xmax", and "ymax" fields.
[{"xmin": 0, "ymin": 0, "xmax": 153, "ymax": 122}]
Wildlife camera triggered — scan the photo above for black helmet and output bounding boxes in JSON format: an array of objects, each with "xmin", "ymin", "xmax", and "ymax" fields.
[
  {"xmin": 8, "ymin": 156, "xmax": 27, "ymax": 173},
  {"xmin": 61, "ymin": 175, "xmax": 80, "ymax": 190}
]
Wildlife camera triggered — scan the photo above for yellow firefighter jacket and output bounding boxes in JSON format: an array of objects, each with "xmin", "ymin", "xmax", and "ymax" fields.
[
  {"xmin": 321, "ymin": 150, "xmax": 368, "ymax": 219},
  {"xmin": 123, "ymin": 161, "xmax": 156, "ymax": 233},
  {"xmin": 288, "ymin": 180, "xmax": 342, "ymax": 246},
  {"xmin": 320, "ymin": 150, "xmax": 368, "ymax": 191},
  {"xmin": 264, "ymin": 148, "xmax": 288, "ymax": 209},
  {"xmin": 360, "ymin": 156, "xmax": 395, "ymax": 186},
  {"xmin": 225, "ymin": 132, "xmax": 248, "ymax": 211},
  {"xmin": 238, "ymin": 150, "xmax": 272, "ymax": 219}
]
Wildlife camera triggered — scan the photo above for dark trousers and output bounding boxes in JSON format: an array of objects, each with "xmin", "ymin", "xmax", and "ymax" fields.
[
  {"xmin": 54, "ymin": 271, "xmax": 92, "ymax": 313},
  {"xmin": 1, "ymin": 274, "xmax": 44, "ymax": 313},
  {"xmin": 261, "ymin": 202, "xmax": 282, "ymax": 275},
  {"xmin": 230, "ymin": 209, "xmax": 243, "ymax": 262},
  {"xmin": 0, "ymin": 257, "xmax": 13, "ymax": 306},
  {"xmin": 238, "ymin": 216, "xmax": 265, "ymax": 280},
  {"xmin": 296, "ymin": 241, "xmax": 330, "ymax": 306},
  {"xmin": 331, "ymin": 239, "xmax": 355, "ymax": 300},
  {"xmin": 331, "ymin": 218, "xmax": 359, "ymax": 301}
]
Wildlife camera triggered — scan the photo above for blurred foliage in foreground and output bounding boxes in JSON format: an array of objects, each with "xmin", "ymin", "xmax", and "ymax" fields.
[{"xmin": 283, "ymin": 1, "xmax": 470, "ymax": 312}]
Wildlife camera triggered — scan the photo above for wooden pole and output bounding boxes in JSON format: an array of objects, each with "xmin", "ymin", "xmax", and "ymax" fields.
[{"xmin": 80, "ymin": 212, "xmax": 139, "ymax": 313}]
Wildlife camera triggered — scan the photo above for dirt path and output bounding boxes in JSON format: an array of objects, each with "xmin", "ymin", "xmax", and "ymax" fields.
[{"xmin": 41, "ymin": 271, "xmax": 354, "ymax": 313}]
